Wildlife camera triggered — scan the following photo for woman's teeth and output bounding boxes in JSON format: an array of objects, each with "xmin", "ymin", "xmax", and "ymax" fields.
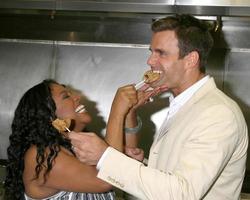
[{"xmin": 75, "ymin": 105, "xmax": 86, "ymax": 113}]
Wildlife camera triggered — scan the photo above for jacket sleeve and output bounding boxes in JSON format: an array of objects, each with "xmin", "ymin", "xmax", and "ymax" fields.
[{"xmin": 97, "ymin": 147, "xmax": 194, "ymax": 200}]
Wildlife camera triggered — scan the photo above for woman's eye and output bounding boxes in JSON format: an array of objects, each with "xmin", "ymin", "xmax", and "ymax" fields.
[{"xmin": 62, "ymin": 94, "xmax": 70, "ymax": 99}]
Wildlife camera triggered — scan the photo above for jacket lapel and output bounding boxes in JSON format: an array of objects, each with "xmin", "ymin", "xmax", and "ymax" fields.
[{"xmin": 153, "ymin": 77, "xmax": 217, "ymax": 145}]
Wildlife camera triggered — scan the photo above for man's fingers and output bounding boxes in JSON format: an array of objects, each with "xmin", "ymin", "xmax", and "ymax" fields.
[
  {"xmin": 69, "ymin": 132, "xmax": 91, "ymax": 152},
  {"xmin": 72, "ymin": 143, "xmax": 97, "ymax": 165},
  {"xmin": 68, "ymin": 131, "xmax": 107, "ymax": 165},
  {"xmin": 69, "ymin": 132, "xmax": 94, "ymax": 145},
  {"xmin": 69, "ymin": 131, "xmax": 95, "ymax": 139}
]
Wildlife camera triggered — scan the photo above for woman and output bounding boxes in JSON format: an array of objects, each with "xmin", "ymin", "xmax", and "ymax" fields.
[{"xmin": 5, "ymin": 79, "xmax": 142, "ymax": 200}]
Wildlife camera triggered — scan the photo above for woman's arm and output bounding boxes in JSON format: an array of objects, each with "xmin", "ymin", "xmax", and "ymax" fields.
[
  {"xmin": 23, "ymin": 145, "xmax": 112, "ymax": 198},
  {"xmin": 124, "ymin": 110, "xmax": 139, "ymax": 148},
  {"xmin": 105, "ymin": 85, "xmax": 138, "ymax": 152},
  {"xmin": 105, "ymin": 85, "xmax": 155, "ymax": 152}
]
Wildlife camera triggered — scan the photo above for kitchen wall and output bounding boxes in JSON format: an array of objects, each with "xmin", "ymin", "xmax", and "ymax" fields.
[{"xmin": 0, "ymin": 0, "xmax": 250, "ymax": 168}]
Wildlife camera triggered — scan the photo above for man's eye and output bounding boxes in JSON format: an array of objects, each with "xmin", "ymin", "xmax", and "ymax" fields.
[
  {"xmin": 159, "ymin": 51, "xmax": 167, "ymax": 56},
  {"xmin": 155, "ymin": 50, "xmax": 166, "ymax": 57}
]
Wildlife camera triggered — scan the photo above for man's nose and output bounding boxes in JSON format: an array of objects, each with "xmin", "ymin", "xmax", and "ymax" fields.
[{"xmin": 147, "ymin": 54, "xmax": 158, "ymax": 67}]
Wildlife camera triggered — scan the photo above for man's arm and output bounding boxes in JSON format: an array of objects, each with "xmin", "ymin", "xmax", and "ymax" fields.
[{"xmin": 71, "ymin": 104, "xmax": 247, "ymax": 200}]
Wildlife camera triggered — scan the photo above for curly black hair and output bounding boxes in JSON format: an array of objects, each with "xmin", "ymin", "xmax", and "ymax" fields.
[{"xmin": 5, "ymin": 79, "xmax": 74, "ymax": 200}]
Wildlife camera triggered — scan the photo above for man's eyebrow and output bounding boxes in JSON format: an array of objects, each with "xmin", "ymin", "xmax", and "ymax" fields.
[
  {"xmin": 155, "ymin": 48, "xmax": 164, "ymax": 53},
  {"xmin": 149, "ymin": 46, "xmax": 164, "ymax": 52},
  {"xmin": 150, "ymin": 48, "xmax": 165, "ymax": 54}
]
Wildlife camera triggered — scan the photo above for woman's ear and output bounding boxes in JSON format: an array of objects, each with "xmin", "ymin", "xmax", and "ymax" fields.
[{"xmin": 184, "ymin": 51, "xmax": 200, "ymax": 69}]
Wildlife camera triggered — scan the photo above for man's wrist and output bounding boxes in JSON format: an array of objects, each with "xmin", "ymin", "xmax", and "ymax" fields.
[{"xmin": 96, "ymin": 146, "xmax": 112, "ymax": 170}]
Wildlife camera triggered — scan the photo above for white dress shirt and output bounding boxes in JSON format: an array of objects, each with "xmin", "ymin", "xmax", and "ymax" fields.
[{"xmin": 157, "ymin": 75, "xmax": 210, "ymax": 138}]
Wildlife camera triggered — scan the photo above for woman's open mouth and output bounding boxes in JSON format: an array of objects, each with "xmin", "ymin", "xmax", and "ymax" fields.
[{"xmin": 75, "ymin": 105, "xmax": 86, "ymax": 113}]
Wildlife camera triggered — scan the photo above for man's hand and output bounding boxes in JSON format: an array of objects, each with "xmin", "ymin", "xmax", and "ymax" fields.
[
  {"xmin": 69, "ymin": 131, "xmax": 108, "ymax": 165},
  {"xmin": 125, "ymin": 146, "xmax": 144, "ymax": 162}
]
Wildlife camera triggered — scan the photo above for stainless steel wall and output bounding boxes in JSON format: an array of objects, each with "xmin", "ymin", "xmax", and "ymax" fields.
[
  {"xmin": 0, "ymin": 13, "xmax": 250, "ymax": 170},
  {"xmin": 1, "ymin": 39, "xmax": 243, "ymax": 160},
  {"xmin": 0, "ymin": 41, "xmax": 54, "ymax": 158}
]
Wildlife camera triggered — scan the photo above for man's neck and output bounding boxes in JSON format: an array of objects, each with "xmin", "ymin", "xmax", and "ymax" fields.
[{"xmin": 172, "ymin": 73, "xmax": 205, "ymax": 97}]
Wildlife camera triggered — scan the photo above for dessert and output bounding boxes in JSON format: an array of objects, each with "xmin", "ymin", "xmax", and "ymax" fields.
[
  {"xmin": 52, "ymin": 118, "xmax": 71, "ymax": 133},
  {"xmin": 134, "ymin": 70, "xmax": 162, "ymax": 90},
  {"xmin": 143, "ymin": 70, "xmax": 161, "ymax": 84}
]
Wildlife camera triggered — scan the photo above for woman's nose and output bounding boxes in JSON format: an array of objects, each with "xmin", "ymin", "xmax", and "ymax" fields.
[{"xmin": 73, "ymin": 94, "xmax": 80, "ymax": 103}]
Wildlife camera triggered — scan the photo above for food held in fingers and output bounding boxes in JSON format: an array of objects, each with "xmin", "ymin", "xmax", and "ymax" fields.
[
  {"xmin": 143, "ymin": 70, "xmax": 162, "ymax": 84},
  {"xmin": 52, "ymin": 118, "xmax": 71, "ymax": 133}
]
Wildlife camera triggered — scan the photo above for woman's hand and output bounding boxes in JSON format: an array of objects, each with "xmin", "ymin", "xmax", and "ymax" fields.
[
  {"xmin": 125, "ymin": 146, "xmax": 144, "ymax": 162},
  {"xmin": 111, "ymin": 85, "xmax": 139, "ymax": 116},
  {"xmin": 112, "ymin": 83, "xmax": 165, "ymax": 117},
  {"xmin": 122, "ymin": 84, "xmax": 163, "ymax": 132},
  {"xmin": 129, "ymin": 84, "xmax": 163, "ymax": 112}
]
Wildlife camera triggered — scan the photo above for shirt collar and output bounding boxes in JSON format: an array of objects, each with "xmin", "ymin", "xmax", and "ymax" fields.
[{"xmin": 168, "ymin": 75, "xmax": 210, "ymax": 115}]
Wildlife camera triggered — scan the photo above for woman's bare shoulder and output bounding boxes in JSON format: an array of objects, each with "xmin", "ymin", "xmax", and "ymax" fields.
[{"xmin": 23, "ymin": 144, "xmax": 112, "ymax": 194}]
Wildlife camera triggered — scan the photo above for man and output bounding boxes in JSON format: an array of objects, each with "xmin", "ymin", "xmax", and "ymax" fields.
[{"xmin": 69, "ymin": 14, "xmax": 248, "ymax": 199}]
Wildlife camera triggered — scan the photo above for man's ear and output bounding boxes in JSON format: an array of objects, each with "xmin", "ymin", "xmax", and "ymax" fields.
[{"xmin": 184, "ymin": 51, "xmax": 199, "ymax": 69}]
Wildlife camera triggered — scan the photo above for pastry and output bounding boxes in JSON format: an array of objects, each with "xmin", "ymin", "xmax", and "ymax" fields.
[
  {"xmin": 143, "ymin": 70, "xmax": 161, "ymax": 83},
  {"xmin": 52, "ymin": 118, "xmax": 71, "ymax": 133}
]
